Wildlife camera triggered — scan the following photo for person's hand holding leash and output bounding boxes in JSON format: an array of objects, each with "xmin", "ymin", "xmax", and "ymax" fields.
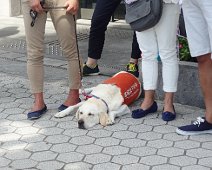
[
  {"xmin": 30, "ymin": 0, "xmax": 44, "ymax": 13},
  {"xmin": 65, "ymin": 0, "xmax": 79, "ymax": 15}
]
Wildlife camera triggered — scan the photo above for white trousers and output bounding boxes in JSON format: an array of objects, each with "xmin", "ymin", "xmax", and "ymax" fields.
[{"xmin": 136, "ymin": 3, "xmax": 180, "ymax": 92}]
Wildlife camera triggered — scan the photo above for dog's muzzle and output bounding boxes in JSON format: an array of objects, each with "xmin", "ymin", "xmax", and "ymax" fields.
[{"xmin": 78, "ymin": 119, "xmax": 85, "ymax": 129}]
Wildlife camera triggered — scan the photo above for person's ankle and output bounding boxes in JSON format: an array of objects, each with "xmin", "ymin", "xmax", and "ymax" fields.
[
  {"xmin": 31, "ymin": 102, "xmax": 45, "ymax": 111},
  {"xmin": 141, "ymin": 99, "xmax": 155, "ymax": 110}
]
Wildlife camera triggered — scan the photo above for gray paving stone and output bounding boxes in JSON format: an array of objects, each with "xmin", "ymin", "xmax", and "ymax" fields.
[
  {"xmin": 0, "ymin": 113, "xmax": 8, "ymax": 119},
  {"xmin": 153, "ymin": 125, "xmax": 176, "ymax": 134},
  {"xmin": 87, "ymin": 129, "xmax": 112, "ymax": 138},
  {"xmin": 122, "ymin": 163, "xmax": 150, "ymax": 170},
  {"xmin": 112, "ymin": 131, "xmax": 137, "ymax": 139},
  {"xmin": 140, "ymin": 155, "xmax": 167, "ymax": 166},
  {"xmin": 84, "ymin": 153, "xmax": 111, "ymax": 164},
  {"xmin": 64, "ymin": 162, "xmax": 92, "ymax": 170},
  {"xmin": 112, "ymin": 154, "xmax": 139, "ymax": 165},
  {"xmin": 0, "ymin": 133, "xmax": 21, "ymax": 142},
  {"xmin": 202, "ymin": 141, "xmax": 212, "ymax": 150},
  {"xmin": 143, "ymin": 118, "xmax": 166, "ymax": 126},
  {"xmin": 0, "ymin": 157, "xmax": 11, "ymax": 167},
  {"xmin": 147, "ymin": 139, "xmax": 173, "ymax": 149},
  {"xmin": 57, "ymin": 152, "xmax": 84, "ymax": 163},
  {"xmin": 26, "ymin": 142, "xmax": 52, "ymax": 152},
  {"xmin": 31, "ymin": 151, "xmax": 58, "ymax": 161},
  {"xmin": 1, "ymin": 140, "xmax": 27, "ymax": 150},
  {"xmin": 152, "ymin": 164, "xmax": 180, "ymax": 170},
  {"xmin": 104, "ymin": 123, "xmax": 128, "ymax": 131},
  {"xmin": 0, "ymin": 167, "xmax": 14, "ymax": 170},
  {"xmin": 15, "ymin": 126, "xmax": 39, "ymax": 135},
  {"xmin": 57, "ymin": 121, "xmax": 77, "ymax": 129},
  {"xmin": 76, "ymin": 144, "xmax": 102, "ymax": 154},
  {"xmin": 0, "ymin": 97, "xmax": 15, "ymax": 104},
  {"xmin": 36, "ymin": 161, "xmax": 64, "ymax": 170},
  {"xmin": 0, "ymin": 126, "xmax": 16, "ymax": 134},
  {"xmin": 93, "ymin": 162, "xmax": 121, "ymax": 170},
  {"xmin": 70, "ymin": 136, "xmax": 95, "ymax": 145},
  {"xmin": 199, "ymin": 157, "xmax": 212, "ymax": 168},
  {"xmin": 4, "ymin": 150, "xmax": 31, "ymax": 160},
  {"xmin": 33, "ymin": 120, "xmax": 58, "ymax": 128},
  {"xmin": 170, "ymin": 155, "xmax": 197, "ymax": 166},
  {"xmin": 190, "ymin": 134, "xmax": 212, "ymax": 142},
  {"xmin": 103, "ymin": 145, "xmax": 129, "ymax": 155},
  {"xmin": 20, "ymin": 134, "xmax": 46, "ymax": 143},
  {"xmin": 45, "ymin": 134, "xmax": 69, "ymax": 144},
  {"xmin": 0, "ymin": 148, "xmax": 6, "ymax": 156},
  {"xmin": 63, "ymin": 128, "xmax": 88, "ymax": 137},
  {"xmin": 94, "ymin": 137, "xmax": 120, "ymax": 147},
  {"xmin": 130, "ymin": 146, "xmax": 157, "ymax": 157},
  {"xmin": 187, "ymin": 148, "xmax": 212, "ymax": 158},
  {"xmin": 10, "ymin": 159, "xmax": 38, "ymax": 169},
  {"xmin": 163, "ymin": 133, "xmax": 188, "ymax": 141},
  {"xmin": 174, "ymin": 140, "xmax": 200, "ymax": 149},
  {"xmin": 182, "ymin": 165, "xmax": 210, "ymax": 170},
  {"xmin": 6, "ymin": 113, "xmax": 26, "ymax": 121},
  {"xmin": 38, "ymin": 127, "xmax": 64, "ymax": 135},
  {"xmin": 50, "ymin": 143, "xmax": 77, "ymax": 153},
  {"xmin": 137, "ymin": 131, "xmax": 162, "ymax": 141},
  {"xmin": 158, "ymin": 147, "xmax": 184, "ymax": 157},
  {"xmin": 0, "ymin": 119, "xmax": 12, "ymax": 127},
  {"xmin": 10, "ymin": 120, "xmax": 33, "ymax": 127},
  {"xmin": 118, "ymin": 117, "xmax": 144, "ymax": 126},
  {"xmin": 129, "ymin": 124, "xmax": 153, "ymax": 133},
  {"xmin": 120, "ymin": 138, "xmax": 146, "ymax": 148}
]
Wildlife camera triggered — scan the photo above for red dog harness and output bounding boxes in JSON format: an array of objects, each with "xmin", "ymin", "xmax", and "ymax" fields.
[{"xmin": 103, "ymin": 71, "xmax": 141, "ymax": 105}]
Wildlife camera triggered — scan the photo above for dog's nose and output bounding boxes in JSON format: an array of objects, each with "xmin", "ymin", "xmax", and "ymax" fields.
[{"xmin": 78, "ymin": 120, "xmax": 85, "ymax": 129}]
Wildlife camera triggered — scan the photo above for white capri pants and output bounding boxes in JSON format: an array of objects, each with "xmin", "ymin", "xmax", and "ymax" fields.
[{"xmin": 136, "ymin": 3, "xmax": 180, "ymax": 92}]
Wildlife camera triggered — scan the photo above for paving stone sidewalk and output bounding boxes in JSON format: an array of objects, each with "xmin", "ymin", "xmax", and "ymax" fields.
[{"xmin": 0, "ymin": 16, "xmax": 212, "ymax": 170}]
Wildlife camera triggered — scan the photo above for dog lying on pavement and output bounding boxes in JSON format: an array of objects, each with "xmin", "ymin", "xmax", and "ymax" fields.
[{"xmin": 54, "ymin": 71, "xmax": 141, "ymax": 129}]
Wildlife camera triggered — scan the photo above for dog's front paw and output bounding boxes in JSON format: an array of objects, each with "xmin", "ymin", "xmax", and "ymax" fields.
[
  {"xmin": 54, "ymin": 111, "xmax": 66, "ymax": 118},
  {"xmin": 106, "ymin": 118, "xmax": 115, "ymax": 126}
]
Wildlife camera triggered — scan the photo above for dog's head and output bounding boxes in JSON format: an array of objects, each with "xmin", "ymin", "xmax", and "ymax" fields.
[{"xmin": 75, "ymin": 99, "xmax": 109, "ymax": 129}]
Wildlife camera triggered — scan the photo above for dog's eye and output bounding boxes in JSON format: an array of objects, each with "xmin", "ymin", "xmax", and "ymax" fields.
[
  {"xmin": 88, "ymin": 113, "xmax": 94, "ymax": 116},
  {"xmin": 80, "ymin": 112, "xmax": 83, "ymax": 115}
]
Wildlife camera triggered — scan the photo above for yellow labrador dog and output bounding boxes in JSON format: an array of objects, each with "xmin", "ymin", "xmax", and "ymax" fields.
[{"xmin": 55, "ymin": 71, "xmax": 141, "ymax": 129}]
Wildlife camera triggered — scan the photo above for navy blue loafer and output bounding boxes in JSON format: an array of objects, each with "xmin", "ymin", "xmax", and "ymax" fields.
[
  {"xmin": 132, "ymin": 101, "xmax": 158, "ymax": 119},
  {"xmin": 162, "ymin": 105, "xmax": 176, "ymax": 121},
  {"xmin": 58, "ymin": 104, "xmax": 68, "ymax": 112},
  {"xmin": 27, "ymin": 105, "xmax": 47, "ymax": 120},
  {"xmin": 58, "ymin": 98, "xmax": 81, "ymax": 112}
]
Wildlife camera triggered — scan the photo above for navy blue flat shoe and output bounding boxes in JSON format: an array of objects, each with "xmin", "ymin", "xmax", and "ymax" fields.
[
  {"xmin": 58, "ymin": 98, "xmax": 81, "ymax": 112},
  {"xmin": 162, "ymin": 105, "xmax": 176, "ymax": 121},
  {"xmin": 27, "ymin": 105, "xmax": 47, "ymax": 120},
  {"xmin": 132, "ymin": 101, "xmax": 158, "ymax": 119},
  {"xmin": 58, "ymin": 104, "xmax": 68, "ymax": 112}
]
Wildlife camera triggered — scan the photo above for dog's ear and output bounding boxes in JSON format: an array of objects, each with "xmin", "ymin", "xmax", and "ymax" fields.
[
  {"xmin": 99, "ymin": 112, "xmax": 109, "ymax": 126},
  {"xmin": 75, "ymin": 110, "xmax": 80, "ymax": 120}
]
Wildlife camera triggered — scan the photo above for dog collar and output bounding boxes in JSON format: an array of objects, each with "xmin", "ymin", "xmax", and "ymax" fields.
[
  {"xmin": 92, "ymin": 95, "xmax": 109, "ymax": 113},
  {"xmin": 82, "ymin": 93, "xmax": 109, "ymax": 113}
]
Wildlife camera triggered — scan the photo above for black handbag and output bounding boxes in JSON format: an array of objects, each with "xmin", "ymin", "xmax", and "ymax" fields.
[{"xmin": 125, "ymin": 0, "xmax": 163, "ymax": 32}]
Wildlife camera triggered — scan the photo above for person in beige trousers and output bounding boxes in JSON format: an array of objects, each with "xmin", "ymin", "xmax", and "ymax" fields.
[{"xmin": 22, "ymin": 0, "xmax": 82, "ymax": 119}]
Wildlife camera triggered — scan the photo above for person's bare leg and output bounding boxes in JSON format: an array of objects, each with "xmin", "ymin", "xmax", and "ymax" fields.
[
  {"xmin": 197, "ymin": 54, "xmax": 212, "ymax": 123},
  {"xmin": 31, "ymin": 93, "xmax": 45, "ymax": 111},
  {"xmin": 63, "ymin": 89, "xmax": 80, "ymax": 106},
  {"xmin": 86, "ymin": 57, "xmax": 97, "ymax": 68},
  {"xmin": 164, "ymin": 92, "xmax": 175, "ymax": 113},
  {"xmin": 141, "ymin": 90, "xmax": 155, "ymax": 109}
]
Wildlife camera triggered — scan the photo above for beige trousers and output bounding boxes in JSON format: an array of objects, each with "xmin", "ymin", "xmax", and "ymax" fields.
[{"xmin": 22, "ymin": 0, "xmax": 82, "ymax": 93}]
